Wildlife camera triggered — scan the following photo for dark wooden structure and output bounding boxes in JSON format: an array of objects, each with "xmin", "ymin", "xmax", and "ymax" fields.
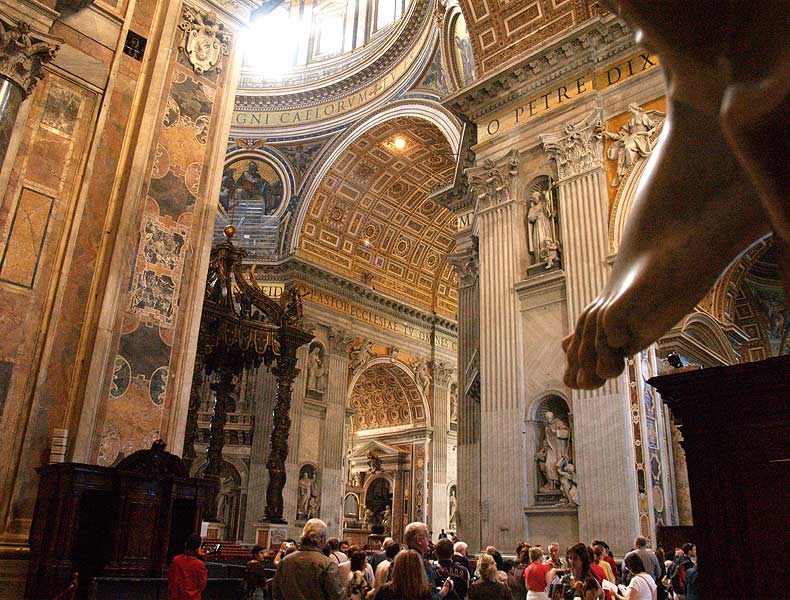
[
  {"xmin": 183, "ymin": 225, "xmax": 312, "ymax": 523},
  {"xmin": 25, "ymin": 441, "xmax": 215, "ymax": 600},
  {"xmin": 649, "ymin": 355, "xmax": 790, "ymax": 600}
]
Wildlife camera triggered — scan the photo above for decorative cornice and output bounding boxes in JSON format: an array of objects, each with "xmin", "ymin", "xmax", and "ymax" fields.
[
  {"xmin": 443, "ymin": 15, "xmax": 635, "ymax": 121},
  {"xmin": 234, "ymin": 0, "xmax": 433, "ymax": 108},
  {"xmin": 249, "ymin": 256, "xmax": 458, "ymax": 334},
  {"xmin": 541, "ymin": 110, "xmax": 603, "ymax": 180},
  {"xmin": 0, "ymin": 11, "xmax": 59, "ymax": 96}
]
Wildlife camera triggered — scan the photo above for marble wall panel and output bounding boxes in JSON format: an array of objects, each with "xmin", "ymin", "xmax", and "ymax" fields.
[
  {"xmin": 0, "ymin": 188, "xmax": 54, "ymax": 288},
  {"xmin": 0, "ymin": 72, "xmax": 98, "ymax": 541}
]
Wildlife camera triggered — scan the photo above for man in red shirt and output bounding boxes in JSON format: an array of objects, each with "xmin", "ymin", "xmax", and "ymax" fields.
[{"xmin": 168, "ymin": 533, "xmax": 207, "ymax": 600}]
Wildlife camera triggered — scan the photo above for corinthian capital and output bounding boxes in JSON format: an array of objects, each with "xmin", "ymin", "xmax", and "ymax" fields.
[
  {"xmin": 432, "ymin": 361, "xmax": 454, "ymax": 387},
  {"xmin": 466, "ymin": 149, "xmax": 520, "ymax": 210},
  {"xmin": 541, "ymin": 110, "xmax": 604, "ymax": 180},
  {"xmin": 447, "ymin": 243, "xmax": 479, "ymax": 288},
  {"xmin": 0, "ymin": 14, "xmax": 59, "ymax": 96}
]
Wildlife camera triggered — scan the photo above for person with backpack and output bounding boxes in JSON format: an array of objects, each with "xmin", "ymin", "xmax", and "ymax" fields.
[
  {"xmin": 668, "ymin": 544, "xmax": 695, "ymax": 600},
  {"xmin": 346, "ymin": 548, "xmax": 374, "ymax": 600}
]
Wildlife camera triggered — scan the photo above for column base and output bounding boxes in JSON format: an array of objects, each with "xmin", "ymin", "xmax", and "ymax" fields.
[{"xmin": 255, "ymin": 522, "xmax": 289, "ymax": 549}]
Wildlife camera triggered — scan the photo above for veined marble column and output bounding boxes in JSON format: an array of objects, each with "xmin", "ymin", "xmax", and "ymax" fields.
[
  {"xmin": 541, "ymin": 110, "xmax": 638, "ymax": 554},
  {"xmin": 244, "ymin": 366, "xmax": 277, "ymax": 541},
  {"xmin": 430, "ymin": 362, "xmax": 454, "ymax": 533},
  {"xmin": 449, "ymin": 236, "xmax": 480, "ymax": 549},
  {"xmin": 0, "ymin": 13, "xmax": 58, "ymax": 169},
  {"xmin": 470, "ymin": 150, "xmax": 528, "ymax": 550},
  {"xmin": 321, "ymin": 329, "xmax": 352, "ymax": 535}
]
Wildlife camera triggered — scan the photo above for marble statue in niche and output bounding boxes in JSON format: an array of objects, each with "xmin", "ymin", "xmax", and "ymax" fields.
[
  {"xmin": 527, "ymin": 186, "xmax": 560, "ymax": 269},
  {"xmin": 306, "ymin": 343, "xmax": 327, "ymax": 394},
  {"xmin": 604, "ymin": 103, "xmax": 662, "ymax": 187},
  {"xmin": 296, "ymin": 464, "xmax": 319, "ymax": 520},
  {"xmin": 558, "ymin": 458, "xmax": 579, "ymax": 505},
  {"xmin": 381, "ymin": 505, "xmax": 392, "ymax": 534},
  {"xmin": 536, "ymin": 409, "xmax": 575, "ymax": 504},
  {"xmin": 449, "ymin": 382, "xmax": 458, "ymax": 425},
  {"xmin": 448, "ymin": 486, "xmax": 457, "ymax": 529}
]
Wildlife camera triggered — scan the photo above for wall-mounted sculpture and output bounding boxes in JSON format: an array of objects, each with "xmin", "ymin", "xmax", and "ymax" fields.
[{"xmin": 526, "ymin": 177, "xmax": 561, "ymax": 270}]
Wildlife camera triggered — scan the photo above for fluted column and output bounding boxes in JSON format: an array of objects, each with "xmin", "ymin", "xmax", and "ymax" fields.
[
  {"xmin": 470, "ymin": 150, "xmax": 528, "ymax": 549},
  {"xmin": 244, "ymin": 366, "xmax": 277, "ymax": 541},
  {"xmin": 0, "ymin": 14, "xmax": 59, "ymax": 169},
  {"xmin": 430, "ymin": 362, "xmax": 454, "ymax": 533},
  {"xmin": 449, "ymin": 236, "xmax": 480, "ymax": 548},
  {"xmin": 321, "ymin": 328, "xmax": 352, "ymax": 535},
  {"xmin": 541, "ymin": 110, "xmax": 638, "ymax": 554}
]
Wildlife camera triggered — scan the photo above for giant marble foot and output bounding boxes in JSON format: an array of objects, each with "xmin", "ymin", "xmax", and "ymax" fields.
[{"xmin": 563, "ymin": 1, "xmax": 789, "ymax": 388}]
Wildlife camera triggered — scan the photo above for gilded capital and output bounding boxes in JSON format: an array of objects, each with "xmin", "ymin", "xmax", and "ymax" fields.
[
  {"xmin": 0, "ymin": 14, "xmax": 59, "ymax": 96},
  {"xmin": 541, "ymin": 110, "xmax": 604, "ymax": 180}
]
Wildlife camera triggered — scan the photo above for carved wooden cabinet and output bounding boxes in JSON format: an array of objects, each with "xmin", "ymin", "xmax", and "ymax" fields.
[
  {"xmin": 25, "ymin": 442, "xmax": 215, "ymax": 599},
  {"xmin": 650, "ymin": 355, "xmax": 789, "ymax": 600}
]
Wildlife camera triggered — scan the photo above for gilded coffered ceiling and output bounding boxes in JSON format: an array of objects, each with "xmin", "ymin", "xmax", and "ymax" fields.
[
  {"xmin": 458, "ymin": 0, "xmax": 600, "ymax": 76},
  {"xmin": 350, "ymin": 363, "xmax": 427, "ymax": 432},
  {"xmin": 298, "ymin": 116, "xmax": 458, "ymax": 318}
]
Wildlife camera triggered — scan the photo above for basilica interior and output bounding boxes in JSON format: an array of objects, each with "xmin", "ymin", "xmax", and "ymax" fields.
[{"xmin": 0, "ymin": 0, "xmax": 787, "ymax": 598}]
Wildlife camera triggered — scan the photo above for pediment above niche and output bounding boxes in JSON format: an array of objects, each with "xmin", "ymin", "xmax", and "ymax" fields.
[{"xmin": 348, "ymin": 439, "xmax": 405, "ymax": 461}]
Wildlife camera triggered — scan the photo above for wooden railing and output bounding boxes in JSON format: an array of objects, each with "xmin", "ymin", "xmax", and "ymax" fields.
[{"xmin": 52, "ymin": 572, "xmax": 78, "ymax": 600}]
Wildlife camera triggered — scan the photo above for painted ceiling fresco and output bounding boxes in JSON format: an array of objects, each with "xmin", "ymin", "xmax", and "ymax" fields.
[
  {"xmin": 458, "ymin": 0, "xmax": 599, "ymax": 76},
  {"xmin": 350, "ymin": 363, "xmax": 427, "ymax": 432},
  {"xmin": 298, "ymin": 116, "xmax": 458, "ymax": 317}
]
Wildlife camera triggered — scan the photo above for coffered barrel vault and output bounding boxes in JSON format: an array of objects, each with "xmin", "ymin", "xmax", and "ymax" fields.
[{"xmin": 298, "ymin": 116, "xmax": 459, "ymax": 318}]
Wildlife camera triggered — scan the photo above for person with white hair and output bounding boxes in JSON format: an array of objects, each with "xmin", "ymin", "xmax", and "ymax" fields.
[
  {"xmin": 272, "ymin": 518, "xmax": 343, "ymax": 600},
  {"xmin": 452, "ymin": 541, "xmax": 470, "ymax": 571}
]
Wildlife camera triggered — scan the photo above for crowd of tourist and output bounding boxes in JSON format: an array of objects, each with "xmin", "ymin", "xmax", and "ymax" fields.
[{"xmin": 166, "ymin": 521, "xmax": 698, "ymax": 600}]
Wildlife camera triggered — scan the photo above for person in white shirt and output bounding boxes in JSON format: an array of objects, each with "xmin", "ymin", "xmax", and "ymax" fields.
[{"xmin": 614, "ymin": 554, "xmax": 657, "ymax": 600}]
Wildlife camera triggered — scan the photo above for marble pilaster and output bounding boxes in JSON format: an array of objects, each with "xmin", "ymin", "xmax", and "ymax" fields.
[
  {"xmin": 449, "ymin": 232, "xmax": 480, "ymax": 548},
  {"xmin": 281, "ymin": 344, "xmax": 308, "ymax": 533},
  {"xmin": 320, "ymin": 328, "xmax": 351, "ymax": 535},
  {"xmin": 244, "ymin": 366, "xmax": 277, "ymax": 542},
  {"xmin": 471, "ymin": 150, "xmax": 528, "ymax": 550},
  {"xmin": 541, "ymin": 110, "xmax": 638, "ymax": 554},
  {"xmin": 430, "ymin": 362, "xmax": 453, "ymax": 533}
]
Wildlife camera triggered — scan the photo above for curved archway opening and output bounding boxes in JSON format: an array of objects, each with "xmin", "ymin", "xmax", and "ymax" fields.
[{"xmin": 344, "ymin": 361, "xmax": 430, "ymax": 541}]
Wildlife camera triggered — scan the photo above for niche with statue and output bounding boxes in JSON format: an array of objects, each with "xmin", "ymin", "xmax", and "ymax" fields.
[{"xmin": 534, "ymin": 395, "xmax": 577, "ymax": 506}]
